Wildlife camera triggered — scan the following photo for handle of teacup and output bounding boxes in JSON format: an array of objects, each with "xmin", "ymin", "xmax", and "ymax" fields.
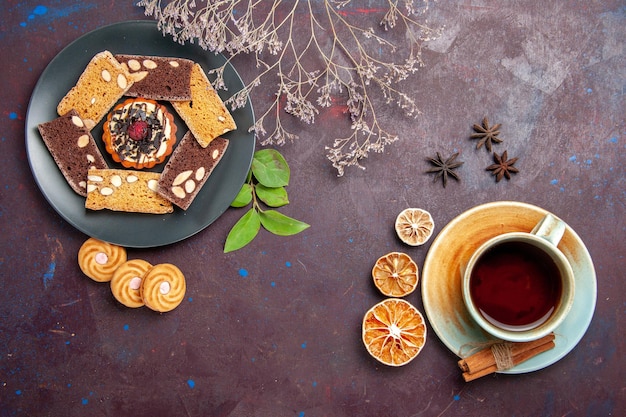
[{"xmin": 530, "ymin": 214, "xmax": 565, "ymax": 246}]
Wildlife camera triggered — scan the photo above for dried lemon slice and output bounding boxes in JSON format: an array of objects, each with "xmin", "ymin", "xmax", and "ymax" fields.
[
  {"xmin": 395, "ymin": 208, "xmax": 434, "ymax": 246},
  {"xmin": 372, "ymin": 252, "xmax": 419, "ymax": 297},
  {"xmin": 362, "ymin": 298, "xmax": 427, "ymax": 366}
]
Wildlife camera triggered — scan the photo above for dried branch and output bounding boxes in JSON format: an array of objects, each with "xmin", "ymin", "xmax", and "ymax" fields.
[{"xmin": 137, "ymin": 0, "xmax": 442, "ymax": 176}]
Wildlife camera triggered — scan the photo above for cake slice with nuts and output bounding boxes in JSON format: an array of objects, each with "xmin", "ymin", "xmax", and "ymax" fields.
[
  {"xmin": 115, "ymin": 54, "xmax": 194, "ymax": 101},
  {"xmin": 157, "ymin": 131, "xmax": 229, "ymax": 210},
  {"xmin": 171, "ymin": 63, "xmax": 236, "ymax": 148},
  {"xmin": 37, "ymin": 110, "xmax": 108, "ymax": 197},
  {"xmin": 57, "ymin": 50, "xmax": 146, "ymax": 130},
  {"xmin": 85, "ymin": 168, "xmax": 173, "ymax": 214}
]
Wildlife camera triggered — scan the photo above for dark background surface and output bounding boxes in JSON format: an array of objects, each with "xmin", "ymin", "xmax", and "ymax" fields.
[{"xmin": 1, "ymin": 1, "xmax": 623, "ymax": 416}]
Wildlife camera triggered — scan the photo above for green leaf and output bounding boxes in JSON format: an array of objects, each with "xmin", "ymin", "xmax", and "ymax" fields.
[
  {"xmin": 230, "ymin": 183, "xmax": 253, "ymax": 207},
  {"xmin": 256, "ymin": 184, "xmax": 289, "ymax": 207},
  {"xmin": 224, "ymin": 208, "xmax": 261, "ymax": 253},
  {"xmin": 251, "ymin": 149, "xmax": 290, "ymax": 187},
  {"xmin": 259, "ymin": 210, "xmax": 310, "ymax": 236}
]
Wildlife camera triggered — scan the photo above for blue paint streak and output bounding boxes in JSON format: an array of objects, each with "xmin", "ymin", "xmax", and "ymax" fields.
[
  {"xmin": 298, "ymin": 412, "xmax": 305, "ymax": 417},
  {"xmin": 9, "ymin": 112, "xmax": 18, "ymax": 120},
  {"xmin": 609, "ymin": 137, "xmax": 618, "ymax": 143},
  {"xmin": 21, "ymin": 4, "xmax": 96, "ymax": 27},
  {"xmin": 271, "ymin": 281, "xmax": 276, "ymax": 287},
  {"xmin": 550, "ymin": 179, "xmax": 559, "ymax": 185},
  {"xmin": 238, "ymin": 268, "xmax": 249, "ymax": 277},
  {"xmin": 15, "ymin": 390, "xmax": 22, "ymax": 395},
  {"xmin": 33, "ymin": 5, "xmax": 48, "ymax": 15},
  {"xmin": 187, "ymin": 379, "xmax": 195, "ymax": 389},
  {"xmin": 81, "ymin": 398, "xmax": 88, "ymax": 405},
  {"xmin": 285, "ymin": 261, "xmax": 292, "ymax": 267},
  {"xmin": 454, "ymin": 394, "xmax": 461, "ymax": 401},
  {"xmin": 123, "ymin": 324, "xmax": 129, "ymax": 331},
  {"xmin": 569, "ymin": 155, "xmax": 577, "ymax": 162},
  {"xmin": 43, "ymin": 262, "xmax": 56, "ymax": 289},
  {"xmin": 301, "ymin": 342, "xmax": 307, "ymax": 349},
  {"xmin": 54, "ymin": 4, "xmax": 96, "ymax": 18}
]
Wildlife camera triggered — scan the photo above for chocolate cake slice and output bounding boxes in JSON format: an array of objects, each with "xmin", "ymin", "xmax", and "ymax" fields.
[
  {"xmin": 115, "ymin": 54, "xmax": 194, "ymax": 101},
  {"xmin": 157, "ymin": 131, "xmax": 229, "ymax": 210},
  {"xmin": 37, "ymin": 110, "xmax": 108, "ymax": 197}
]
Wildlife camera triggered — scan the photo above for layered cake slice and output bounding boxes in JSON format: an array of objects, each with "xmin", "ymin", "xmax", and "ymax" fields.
[
  {"xmin": 157, "ymin": 131, "xmax": 229, "ymax": 210},
  {"xmin": 57, "ymin": 50, "xmax": 146, "ymax": 129},
  {"xmin": 37, "ymin": 110, "xmax": 108, "ymax": 197},
  {"xmin": 171, "ymin": 64, "xmax": 237, "ymax": 148},
  {"xmin": 85, "ymin": 168, "xmax": 173, "ymax": 214},
  {"xmin": 115, "ymin": 54, "xmax": 194, "ymax": 101}
]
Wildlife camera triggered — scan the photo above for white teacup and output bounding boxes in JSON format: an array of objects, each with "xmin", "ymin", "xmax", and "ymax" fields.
[{"xmin": 462, "ymin": 214, "xmax": 575, "ymax": 342}]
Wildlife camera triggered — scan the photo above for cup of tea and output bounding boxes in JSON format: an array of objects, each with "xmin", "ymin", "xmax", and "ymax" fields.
[{"xmin": 462, "ymin": 213, "xmax": 575, "ymax": 342}]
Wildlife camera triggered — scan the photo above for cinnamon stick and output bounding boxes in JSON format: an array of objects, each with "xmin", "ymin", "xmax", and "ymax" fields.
[
  {"xmin": 458, "ymin": 333, "xmax": 556, "ymax": 382},
  {"xmin": 462, "ymin": 340, "xmax": 555, "ymax": 382},
  {"xmin": 458, "ymin": 333, "xmax": 555, "ymax": 374}
]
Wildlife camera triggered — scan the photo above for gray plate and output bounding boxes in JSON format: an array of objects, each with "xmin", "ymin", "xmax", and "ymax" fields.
[{"xmin": 25, "ymin": 21, "xmax": 255, "ymax": 248}]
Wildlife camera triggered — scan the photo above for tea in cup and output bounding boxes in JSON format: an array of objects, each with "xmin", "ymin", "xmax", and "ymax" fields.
[{"xmin": 462, "ymin": 214, "xmax": 575, "ymax": 342}]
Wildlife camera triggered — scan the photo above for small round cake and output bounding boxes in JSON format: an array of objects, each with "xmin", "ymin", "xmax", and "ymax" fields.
[
  {"xmin": 103, "ymin": 98, "xmax": 177, "ymax": 169},
  {"xmin": 141, "ymin": 263, "xmax": 186, "ymax": 312},
  {"xmin": 110, "ymin": 259, "xmax": 153, "ymax": 308},
  {"xmin": 78, "ymin": 237, "xmax": 127, "ymax": 282}
]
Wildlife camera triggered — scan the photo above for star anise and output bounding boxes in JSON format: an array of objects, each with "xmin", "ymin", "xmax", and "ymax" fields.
[
  {"xmin": 426, "ymin": 152, "xmax": 464, "ymax": 188},
  {"xmin": 486, "ymin": 150, "xmax": 519, "ymax": 182},
  {"xmin": 471, "ymin": 117, "xmax": 503, "ymax": 152}
]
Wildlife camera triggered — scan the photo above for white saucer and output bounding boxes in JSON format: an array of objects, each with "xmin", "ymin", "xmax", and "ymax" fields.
[{"xmin": 421, "ymin": 201, "xmax": 597, "ymax": 373}]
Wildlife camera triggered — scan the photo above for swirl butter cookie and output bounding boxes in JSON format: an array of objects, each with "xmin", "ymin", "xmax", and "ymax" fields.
[
  {"xmin": 78, "ymin": 238, "xmax": 127, "ymax": 282},
  {"xmin": 110, "ymin": 259, "xmax": 153, "ymax": 308},
  {"xmin": 141, "ymin": 263, "xmax": 186, "ymax": 312}
]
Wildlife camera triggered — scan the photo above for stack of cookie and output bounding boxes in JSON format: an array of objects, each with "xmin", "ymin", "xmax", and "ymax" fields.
[
  {"xmin": 37, "ymin": 50, "xmax": 235, "ymax": 214},
  {"xmin": 78, "ymin": 237, "xmax": 186, "ymax": 312}
]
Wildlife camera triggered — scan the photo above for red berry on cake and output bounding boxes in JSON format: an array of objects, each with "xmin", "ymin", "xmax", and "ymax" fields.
[{"xmin": 127, "ymin": 120, "xmax": 150, "ymax": 141}]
